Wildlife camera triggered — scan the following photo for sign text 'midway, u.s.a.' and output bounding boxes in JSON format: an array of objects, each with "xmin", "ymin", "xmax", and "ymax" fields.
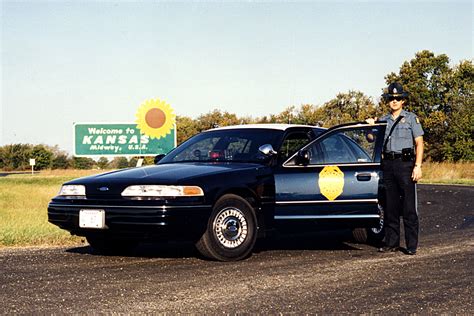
[{"xmin": 74, "ymin": 123, "xmax": 176, "ymax": 157}]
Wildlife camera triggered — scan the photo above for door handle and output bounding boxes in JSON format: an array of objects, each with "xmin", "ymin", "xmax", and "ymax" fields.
[{"xmin": 355, "ymin": 172, "xmax": 372, "ymax": 181}]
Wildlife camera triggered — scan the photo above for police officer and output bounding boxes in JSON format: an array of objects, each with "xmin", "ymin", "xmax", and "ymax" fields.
[{"xmin": 367, "ymin": 82, "xmax": 424, "ymax": 255}]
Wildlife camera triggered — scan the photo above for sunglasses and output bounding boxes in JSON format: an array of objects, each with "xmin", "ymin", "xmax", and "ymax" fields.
[{"xmin": 387, "ymin": 96, "xmax": 404, "ymax": 102}]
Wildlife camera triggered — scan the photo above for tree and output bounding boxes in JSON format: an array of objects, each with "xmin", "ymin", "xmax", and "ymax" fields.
[
  {"xmin": 72, "ymin": 157, "xmax": 95, "ymax": 169},
  {"xmin": 320, "ymin": 91, "xmax": 377, "ymax": 127},
  {"xmin": 441, "ymin": 60, "xmax": 474, "ymax": 161},
  {"xmin": 110, "ymin": 157, "xmax": 129, "ymax": 169},
  {"xmin": 50, "ymin": 146, "xmax": 71, "ymax": 169},
  {"xmin": 196, "ymin": 110, "xmax": 247, "ymax": 131},
  {"xmin": 256, "ymin": 113, "xmax": 281, "ymax": 123},
  {"xmin": 266, "ymin": 106, "xmax": 299, "ymax": 124},
  {"xmin": 52, "ymin": 154, "xmax": 70, "ymax": 169},
  {"xmin": 0, "ymin": 144, "xmax": 32, "ymax": 170},
  {"xmin": 256, "ymin": 104, "xmax": 325, "ymax": 126},
  {"xmin": 384, "ymin": 50, "xmax": 450, "ymax": 160},
  {"xmin": 176, "ymin": 115, "xmax": 200, "ymax": 145},
  {"xmin": 30, "ymin": 145, "xmax": 53, "ymax": 170},
  {"xmin": 128, "ymin": 157, "xmax": 138, "ymax": 167},
  {"xmin": 97, "ymin": 157, "xmax": 109, "ymax": 169},
  {"xmin": 143, "ymin": 156, "xmax": 155, "ymax": 165},
  {"xmin": 295, "ymin": 104, "xmax": 326, "ymax": 126},
  {"xmin": 384, "ymin": 50, "xmax": 473, "ymax": 161},
  {"xmin": 0, "ymin": 146, "xmax": 7, "ymax": 170}
]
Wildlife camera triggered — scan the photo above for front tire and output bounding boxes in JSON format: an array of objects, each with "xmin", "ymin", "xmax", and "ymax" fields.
[{"xmin": 196, "ymin": 194, "xmax": 257, "ymax": 261}]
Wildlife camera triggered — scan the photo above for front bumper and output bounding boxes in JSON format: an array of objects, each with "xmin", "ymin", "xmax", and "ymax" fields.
[{"xmin": 48, "ymin": 198, "xmax": 212, "ymax": 240}]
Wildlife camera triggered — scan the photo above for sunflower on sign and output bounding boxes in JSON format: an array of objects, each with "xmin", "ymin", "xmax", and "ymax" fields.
[{"xmin": 135, "ymin": 99, "xmax": 176, "ymax": 139}]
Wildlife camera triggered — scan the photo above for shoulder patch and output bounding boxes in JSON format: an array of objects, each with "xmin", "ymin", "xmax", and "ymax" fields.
[{"xmin": 416, "ymin": 117, "xmax": 420, "ymax": 124}]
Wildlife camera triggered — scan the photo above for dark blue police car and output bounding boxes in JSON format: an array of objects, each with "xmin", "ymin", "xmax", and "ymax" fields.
[{"xmin": 48, "ymin": 122, "xmax": 387, "ymax": 261}]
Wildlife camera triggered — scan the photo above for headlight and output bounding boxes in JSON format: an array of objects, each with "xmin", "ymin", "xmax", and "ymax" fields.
[
  {"xmin": 121, "ymin": 185, "xmax": 204, "ymax": 197},
  {"xmin": 59, "ymin": 185, "xmax": 86, "ymax": 196}
]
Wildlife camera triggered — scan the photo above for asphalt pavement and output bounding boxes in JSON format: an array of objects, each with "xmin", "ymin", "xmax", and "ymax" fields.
[{"xmin": 1, "ymin": 184, "xmax": 472, "ymax": 314}]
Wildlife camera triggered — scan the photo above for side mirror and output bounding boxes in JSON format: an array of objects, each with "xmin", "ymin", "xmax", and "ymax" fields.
[
  {"xmin": 295, "ymin": 149, "xmax": 310, "ymax": 166},
  {"xmin": 258, "ymin": 144, "xmax": 277, "ymax": 156},
  {"xmin": 154, "ymin": 154, "xmax": 166, "ymax": 164}
]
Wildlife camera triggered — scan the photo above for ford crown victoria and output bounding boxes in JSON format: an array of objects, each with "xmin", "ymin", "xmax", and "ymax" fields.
[{"xmin": 48, "ymin": 122, "xmax": 387, "ymax": 261}]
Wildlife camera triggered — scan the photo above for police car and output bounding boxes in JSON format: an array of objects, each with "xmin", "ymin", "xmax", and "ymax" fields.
[{"xmin": 48, "ymin": 122, "xmax": 387, "ymax": 261}]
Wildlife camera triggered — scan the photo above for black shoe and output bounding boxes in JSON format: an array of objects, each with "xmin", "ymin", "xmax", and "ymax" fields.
[
  {"xmin": 405, "ymin": 249, "xmax": 417, "ymax": 255},
  {"xmin": 378, "ymin": 246, "xmax": 399, "ymax": 253}
]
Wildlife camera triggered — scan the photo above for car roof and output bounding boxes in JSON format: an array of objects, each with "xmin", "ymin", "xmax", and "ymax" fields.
[{"xmin": 208, "ymin": 123, "xmax": 325, "ymax": 132}]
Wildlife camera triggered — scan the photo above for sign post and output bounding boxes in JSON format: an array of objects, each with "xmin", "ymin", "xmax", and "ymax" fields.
[{"xmin": 29, "ymin": 159, "xmax": 35, "ymax": 175}]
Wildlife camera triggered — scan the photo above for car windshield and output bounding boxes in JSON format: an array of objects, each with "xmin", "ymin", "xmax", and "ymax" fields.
[{"xmin": 160, "ymin": 129, "xmax": 283, "ymax": 163}]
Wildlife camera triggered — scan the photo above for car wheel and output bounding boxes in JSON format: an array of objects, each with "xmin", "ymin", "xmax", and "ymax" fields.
[
  {"xmin": 368, "ymin": 203, "xmax": 385, "ymax": 242},
  {"xmin": 352, "ymin": 204, "xmax": 385, "ymax": 244},
  {"xmin": 86, "ymin": 235, "xmax": 138, "ymax": 255},
  {"xmin": 196, "ymin": 194, "xmax": 257, "ymax": 261}
]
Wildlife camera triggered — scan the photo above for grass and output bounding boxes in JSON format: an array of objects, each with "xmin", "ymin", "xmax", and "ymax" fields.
[
  {"xmin": 420, "ymin": 162, "xmax": 474, "ymax": 185},
  {"xmin": 0, "ymin": 163, "xmax": 472, "ymax": 248},
  {"xmin": 0, "ymin": 169, "xmax": 106, "ymax": 248}
]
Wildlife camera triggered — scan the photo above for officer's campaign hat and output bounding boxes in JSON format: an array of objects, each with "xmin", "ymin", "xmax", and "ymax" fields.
[{"xmin": 382, "ymin": 82, "xmax": 409, "ymax": 99}]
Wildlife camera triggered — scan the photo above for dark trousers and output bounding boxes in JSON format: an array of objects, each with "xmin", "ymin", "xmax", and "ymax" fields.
[{"xmin": 382, "ymin": 159, "xmax": 419, "ymax": 251}]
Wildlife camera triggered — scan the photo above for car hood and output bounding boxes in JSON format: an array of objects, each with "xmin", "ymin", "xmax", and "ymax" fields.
[{"xmin": 67, "ymin": 162, "xmax": 266, "ymax": 188}]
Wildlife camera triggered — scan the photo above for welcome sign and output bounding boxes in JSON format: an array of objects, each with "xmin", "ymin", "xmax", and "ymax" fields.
[
  {"xmin": 74, "ymin": 123, "xmax": 176, "ymax": 157},
  {"xmin": 74, "ymin": 99, "xmax": 177, "ymax": 157}
]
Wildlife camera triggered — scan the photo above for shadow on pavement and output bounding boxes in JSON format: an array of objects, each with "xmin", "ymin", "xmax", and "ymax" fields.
[
  {"xmin": 255, "ymin": 229, "xmax": 362, "ymax": 252},
  {"xmin": 65, "ymin": 229, "xmax": 363, "ymax": 259}
]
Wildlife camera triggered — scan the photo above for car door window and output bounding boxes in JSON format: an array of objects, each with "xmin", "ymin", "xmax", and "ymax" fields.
[
  {"xmin": 279, "ymin": 132, "xmax": 312, "ymax": 161},
  {"xmin": 309, "ymin": 127, "xmax": 378, "ymax": 164},
  {"xmin": 316, "ymin": 135, "xmax": 356, "ymax": 163},
  {"xmin": 285, "ymin": 125, "xmax": 383, "ymax": 166}
]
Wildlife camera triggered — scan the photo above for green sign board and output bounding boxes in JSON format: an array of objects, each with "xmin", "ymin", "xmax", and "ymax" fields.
[{"xmin": 74, "ymin": 123, "xmax": 176, "ymax": 157}]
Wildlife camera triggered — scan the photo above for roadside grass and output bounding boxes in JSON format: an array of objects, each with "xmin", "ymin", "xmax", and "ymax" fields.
[
  {"xmin": 0, "ymin": 169, "xmax": 106, "ymax": 248},
  {"xmin": 420, "ymin": 162, "xmax": 474, "ymax": 185},
  {"xmin": 0, "ymin": 163, "xmax": 472, "ymax": 248}
]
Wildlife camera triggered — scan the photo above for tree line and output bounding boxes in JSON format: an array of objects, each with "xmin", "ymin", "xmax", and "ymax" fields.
[
  {"xmin": 0, "ymin": 144, "xmax": 142, "ymax": 171},
  {"xmin": 1, "ymin": 50, "xmax": 472, "ymax": 171}
]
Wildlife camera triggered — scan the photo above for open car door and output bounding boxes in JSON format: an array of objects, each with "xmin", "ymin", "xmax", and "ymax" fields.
[{"xmin": 274, "ymin": 122, "xmax": 387, "ymax": 228}]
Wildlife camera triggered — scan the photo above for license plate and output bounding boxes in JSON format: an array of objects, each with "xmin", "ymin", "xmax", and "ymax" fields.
[{"xmin": 79, "ymin": 209, "xmax": 105, "ymax": 229}]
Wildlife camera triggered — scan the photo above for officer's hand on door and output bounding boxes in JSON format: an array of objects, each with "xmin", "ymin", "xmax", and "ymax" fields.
[{"xmin": 365, "ymin": 118, "xmax": 377, "ymax": 125}]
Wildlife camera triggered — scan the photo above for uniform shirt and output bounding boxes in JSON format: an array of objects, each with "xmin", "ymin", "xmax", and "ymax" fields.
[{"xmin": 380, "ymin": 110, "xmax": 424, "ymax": 153}]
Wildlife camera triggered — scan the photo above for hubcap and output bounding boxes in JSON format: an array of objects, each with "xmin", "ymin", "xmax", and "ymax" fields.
[{"xmin": 213, "ymin": 207, "xmax": 248, "ymax": 248}]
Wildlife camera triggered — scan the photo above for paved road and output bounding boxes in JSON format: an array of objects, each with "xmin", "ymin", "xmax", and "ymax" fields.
[{"xmin": 1, "ymin": 185, "xmax": 473, "ymax": 314}]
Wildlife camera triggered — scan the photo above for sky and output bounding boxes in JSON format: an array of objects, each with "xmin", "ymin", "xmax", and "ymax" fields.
[{"xmin": 1, "ymin": 0, "xmax": 472, "ymax": 154}]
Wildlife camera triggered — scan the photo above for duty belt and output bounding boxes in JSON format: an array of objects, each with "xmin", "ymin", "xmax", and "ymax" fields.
[{"xmin": 383, "ymin": 152, "xmax": 402, "ymax": 160}]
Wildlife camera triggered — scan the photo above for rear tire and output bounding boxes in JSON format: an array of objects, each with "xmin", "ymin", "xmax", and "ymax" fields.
[
  {"xmin": 352, "ymin": 227, "xmax": 369, "ymax": 243},
  {"xmin": 352, "ymin": 204, "xmax": 385, "ymax": 244},
  {"xmin": 196, "ymin": 194, "xmax": 257, "ymax": 261}
]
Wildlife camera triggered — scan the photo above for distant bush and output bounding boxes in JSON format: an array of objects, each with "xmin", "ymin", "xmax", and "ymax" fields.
[
  {"xmin": 30, "ymin": 145, "xmax": 53, "ymax": 170},
  {"xmin": 97, "ymin": 157, "xmax": 109, "ymax": 169},
  {"xmin": 72, "ymin": 157, "xmax": 95, "ymax": 170},
  {"xmin": 52, "ymin": 154, "xmax": 71, "ymax": 169},
  {"xmin": 110, "ymin": 157, "xmax": 129, "ymax": 169}
]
